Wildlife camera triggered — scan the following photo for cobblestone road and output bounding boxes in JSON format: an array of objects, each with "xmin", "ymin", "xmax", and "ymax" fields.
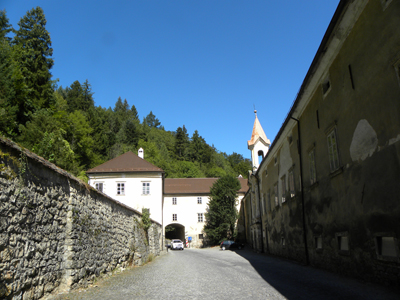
[{"xmin": 50, "ymin": 248, "xmax": 399, "ymax": 300}]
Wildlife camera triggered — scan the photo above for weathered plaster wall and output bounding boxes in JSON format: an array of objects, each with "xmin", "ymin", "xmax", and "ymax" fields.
[
  {"xmin": 0, "ymin": 137, "xmax": 163, "ymax": 300},
  {"xmin": 239, "ymin": 0, "xmax": 400, "ymax": 287}
]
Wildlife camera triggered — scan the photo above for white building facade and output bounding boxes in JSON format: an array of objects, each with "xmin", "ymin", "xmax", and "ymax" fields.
[
  {"xmin": 87, "ymin": 151, "xmax": 249, "ymax": 248},
  {"xmin": 163, "ymin": 178, "xmax": 248, "ymax": 248},
  {"xmin": 87, "ymin": 151, "xmax": 164, "ymax": 224}
]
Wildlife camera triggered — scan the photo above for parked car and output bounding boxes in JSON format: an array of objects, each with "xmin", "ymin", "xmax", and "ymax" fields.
[
  {"xmin": 220, "ymin": 240, "xmax": 244, "ymax": 250},
  {"xmin": 170, "ymin": 239, "xmax": 184, "ymax": 250}
]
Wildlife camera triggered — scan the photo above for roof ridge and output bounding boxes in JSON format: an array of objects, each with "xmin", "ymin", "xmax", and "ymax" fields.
[{"xmin": 87, "ymin": 151, "xmax": 163, "ymax": 173}]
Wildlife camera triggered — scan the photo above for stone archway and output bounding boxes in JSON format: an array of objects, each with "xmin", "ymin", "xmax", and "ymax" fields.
[{"xmin": 165, "ymin": 223, "xmax": 185, "ymax": 242}]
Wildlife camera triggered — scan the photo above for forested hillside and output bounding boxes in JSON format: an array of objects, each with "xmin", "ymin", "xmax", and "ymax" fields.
[{"xmin": 0, "ymin": 7, "xmax": 251, "ymax": 181}]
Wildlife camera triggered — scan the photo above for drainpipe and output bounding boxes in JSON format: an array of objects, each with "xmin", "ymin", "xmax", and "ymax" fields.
[
  {"xmin": 243, "ymin": 189, "xmax": 250, "ymax": 244},
  {"xmin": 248, "ymin": 173, "xmax": 254, "ymax": 243},
  {"xmin": 255, "ymin": 175, "xmax": 264, "ymax": 253},
  {"xmin": 162, "ymin": 172, "xmax": 165, "ymax": 249},
  {"xmin": 246, "ymin": 173, "xmax": 256, "ymax": 249},
  {"xmin": 290, "ymin": 117, "xmax": 309, "ymax": 265}
]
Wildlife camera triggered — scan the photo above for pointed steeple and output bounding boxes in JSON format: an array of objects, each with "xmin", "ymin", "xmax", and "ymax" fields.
[
  {"xmin": 248, "ymin": 110, "xmax": 270, "ymax": 171},
  {"xmin": 248, "ymin": 110, "xmax": 270, "ymax": 148}
]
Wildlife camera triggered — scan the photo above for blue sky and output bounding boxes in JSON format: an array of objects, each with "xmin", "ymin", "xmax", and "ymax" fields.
[{"xmin": 3, "ymin": 0, "xmax": 339, "ymax": 159}]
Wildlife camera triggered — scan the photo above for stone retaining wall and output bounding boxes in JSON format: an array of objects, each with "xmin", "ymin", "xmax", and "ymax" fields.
[{"xmin": 0, "ymin": 137, "xmax": 163, "ymax": 300}]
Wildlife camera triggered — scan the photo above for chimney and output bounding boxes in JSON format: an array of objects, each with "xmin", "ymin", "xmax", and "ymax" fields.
[{"xmin": 138, "ymin": 148, "xmax": 144, "ymax": 159}]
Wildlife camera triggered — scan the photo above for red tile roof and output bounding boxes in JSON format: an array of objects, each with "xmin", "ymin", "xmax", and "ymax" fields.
[
  {"xmin": 87, "ymin": 151, "xmax": 163, "ymax": 173},
  {"xmin": 164, "ymin": 177, "xmax": 248, "ymax": 195}
]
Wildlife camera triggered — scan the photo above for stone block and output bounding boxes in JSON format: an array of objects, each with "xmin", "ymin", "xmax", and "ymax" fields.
[
  {"xmin": 0, "ymin": 233, "xmax": 8, "ymax": 250},
  {"xmin": 22, "ymin": 288, "xmax": 34, "ymax": 300},
  {"xmin": 4, "ymin": 270, "xmax": 14, "ymax": 281},
  {"xmin": 33, "ymin": 285, "xmax": 43, "ymax": 300},
  {"xmin": 11, "ymin": 290, "xmax": 22, "ymax": 300},
  {"xmin": 1, "ymin": 248, "xmax": 13, "ymax": 262},
  {"xmin": 11, "ymin": 280, "xmax": 21, "ymax": 294},
  {"xmin": 43, "ymin": 281, "xmax": 54, "ymax": 293},
  {"xmin": 0, "ymin": 281, "xmax": 11, "ymax": 298}
]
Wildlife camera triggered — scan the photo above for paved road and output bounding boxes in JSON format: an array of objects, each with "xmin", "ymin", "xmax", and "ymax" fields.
[{"xmin": 50, "ymin": 248, "xmax": 399, "ymax": 300}]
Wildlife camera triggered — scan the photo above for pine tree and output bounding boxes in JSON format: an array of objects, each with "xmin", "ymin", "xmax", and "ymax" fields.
[
  {"xmin": 175, "ymin": 125, "xmax": 189, "ymax": 160},
  {"xmin": 144, "ymin": 111, "xmax": 161, "ymax": 128},
  {"xmin": 13, "ymin": 7, "xmax": 54, "ymax": 113},
  {"xmin": 65, "ymin": 80, "xmax": 94, "ymax": 113},
  {"xmin": 203, "ymin": 175, "xmax": 241, "ymax": 245},
  {"xmin": 130, "ymin": 104, "xmax": 139, "ymax": 121},
  {"xmin": 82, "ymin": 79, "xmax": 94, "ymax": 111},
  {"xmin": 66, "ymin": 80, "xmax": 84, "ymax": 112},
  {"xmin": 0, "ymin": 10, "xmax": 18, "ymax": 135},
  {"xmin": 0, "ymin": 10, "xmax": 12, "ymax": 42}
]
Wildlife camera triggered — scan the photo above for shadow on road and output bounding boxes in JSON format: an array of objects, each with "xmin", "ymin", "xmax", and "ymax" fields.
[{"xmin": 230, "ymin": 248, "xmax": 399, "ymax": 300}]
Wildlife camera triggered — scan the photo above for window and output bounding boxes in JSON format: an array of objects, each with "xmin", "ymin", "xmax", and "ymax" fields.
[
  {"xmin": 348, "ymin": 65, "xmax": 355, "ymax": 90},
  {"xmin": 336, "ymin": 232, "xmax": 349, "ymax": 253},
  {"xmin": 327, "ymin": 129, "xmax": 340, "ymax": 172},
  {"xmin": 199, "ymin": 234, "xmax": 204, "ymax": 240},
  {"xmin": 299, "ymin": 175, "xmax": 302, "ymax": 191},
  {"xmin": 338, "ymin": 236, "xmax": 349, "ymax": 251},
  {"xmin": 142, "ymin": 182, "xmax": 150, "ymax": 195},
  {"xmin": 315, "ymin": 236, "xmax": 323, "ymax": 250},
  {"xmin": 260, "ymin": 193, "xmax": 265, "ymax": 213},
  {"xmin": 322, "ymin": 76, "xmax": 331, "ymax": 96},
  {"xmin": 198, "ymin": 213, "xmax": 203, "ymax": 222},
  {"xmin": 117, "ymin": 183, "xmax": 125, "ymax": 195},
  {"xmin": 274, "ymin": 183, "xmax": 279, "ymax": 206},
  {"xmin": 380, "ymin": 0, "xmax": 393, "ymax": 10},
  {"xmin": 376, "ymin": 236, "xmax": 398, "ymax": 258},
  {"xmin": 395, "ymin": 60, "xmax": 400, "ymax": 87},
  {"xmin": 95, "ymin": 182, "xmax": 103, "ymax": 192},
  {"xmin": 267, "ymin": 190, "xmax": 271, "ymax": 211},
  {"xmin": 263, "ymin": 193, "xmax": 268, "ymax": 214},
  {"xmin": 258, "ymin": 150, "xmax": 264, "ymax": 164},
  {"xmin": 309, "ymin": 149, "xmax": 317, "ymax": 185},
  {"xmin": 197, "ymin": 197, "xmax": 202, "ymax": 204},
  {"xmin": 281, "ymin": 176, "xmax": 286, "ymax": 203},
  {"xmin": 172, "ymin": 214, "xmax": 177, "ymax": 221},
  {"xmin": 289, "ymin": 170, "xmax": 295, "ymax": 198},
  {"xmin": 172, "ymin": 197, "xmax": 177, "ymax": 205}
]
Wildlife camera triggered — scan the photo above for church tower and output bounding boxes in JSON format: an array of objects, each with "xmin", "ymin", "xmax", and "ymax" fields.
[{"xmin": 248, "ymin": 110, "xmax": 270, "ymax": 171}]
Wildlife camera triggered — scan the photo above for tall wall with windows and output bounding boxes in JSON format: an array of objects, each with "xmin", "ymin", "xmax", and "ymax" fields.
[
  {"xmin": 240, "ymin": 0, "xmax": 400, "ymax": 286},
  {"xmin": 163, "ymin": 195, "xmax": 209, "ymax": 247}
]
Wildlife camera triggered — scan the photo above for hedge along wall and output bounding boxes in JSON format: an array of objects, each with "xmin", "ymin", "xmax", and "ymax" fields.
[{"xmin": 0, "ymin": 137, "xmax": 163, "ymax": 300}]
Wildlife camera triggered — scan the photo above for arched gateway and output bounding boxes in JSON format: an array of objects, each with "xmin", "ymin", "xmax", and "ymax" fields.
[{"xmin": 165, "ymin": 223, "xmax": 185, "ymax": 242}]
